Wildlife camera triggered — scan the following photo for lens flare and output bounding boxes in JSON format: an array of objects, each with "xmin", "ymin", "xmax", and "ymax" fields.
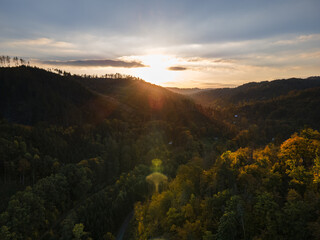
[{"xmin": 146, "ymin": 159, "xmax": 167, "ymax": 193}]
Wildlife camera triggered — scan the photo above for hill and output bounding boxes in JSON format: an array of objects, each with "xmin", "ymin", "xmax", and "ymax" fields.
[
  {"xmin": 214, "ymin": 87, "xmax": 320, "ymax": 145},
  {"xmin": 0, "ymin": 66, "xmax": 217, "ymax": 130},
  {"xmin": 0, "ymin": 66, "xmax": 96, "ymax": 125},
  {"xmin": 73, "ymin": 75, "xmax": 215, "ymax": 129},
  {"xmin": 190, "ymin": 77, "xmax": 320, "ymax": 107}
]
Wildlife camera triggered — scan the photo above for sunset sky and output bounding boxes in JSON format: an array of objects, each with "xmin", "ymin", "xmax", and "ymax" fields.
[{"xmin": 1, "ymin": 0, "xmax": 320, "ymax": 88}]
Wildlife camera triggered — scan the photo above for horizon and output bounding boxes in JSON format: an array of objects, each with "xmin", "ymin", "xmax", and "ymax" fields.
[
  {"xmin": 1, "ymin": 0, "xmax": 320, "ymax": 88},
  {"xmin": 4, "ymin": 64, "xmax": 319, "ymax": 90}
]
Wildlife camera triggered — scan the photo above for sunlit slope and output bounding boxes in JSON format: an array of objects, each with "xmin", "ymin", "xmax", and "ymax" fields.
[{"xmin": 76, "ymin": 76, "xmax": 215, "ymax": 127}]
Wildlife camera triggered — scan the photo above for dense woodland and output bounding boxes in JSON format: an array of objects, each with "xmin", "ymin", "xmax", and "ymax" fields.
[{"xmin": 0, "ymin": 65, "xmax": 320, "ymax": 239}]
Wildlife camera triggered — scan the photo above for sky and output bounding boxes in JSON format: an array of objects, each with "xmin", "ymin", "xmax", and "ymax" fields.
[{"xmin": 1, "ymin": 0, "xmax": 320, "ymax": 88}]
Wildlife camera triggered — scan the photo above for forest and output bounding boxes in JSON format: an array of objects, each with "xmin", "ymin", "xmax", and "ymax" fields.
[{"xmin": 0, "ymin": 65, "xmax": 320, "ymax": 239}]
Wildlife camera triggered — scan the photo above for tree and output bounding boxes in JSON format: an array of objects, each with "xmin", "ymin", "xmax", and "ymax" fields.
[
  {"xmin": 13, "ymin": 57, "xmax": 19, "ymax": 66},
  {"xmin": 73, "ymin": 223, "xmax": 87, "ymax": 240},
  {"xmin": 103, "ymin": 232, "xmax": 115, "ymax": 240},
  {"xmin": 6, "ymin": 56, "xmax": 10, "ymax": 67},
  {"xmin": 18, "ymin": 158, "xmax": 30, "ymax": 185},
  {"xmin": 281, "ymin": 192, "xmax": 312, "ymax": 239},
  {"xmin": 0, "ymin": 55, "xmax": 6, "ymax": 66},
  {"xmin": 253, "ymin": 192, "xmax": 280, "ymax": 238},
  {"xmin": 203, "ymin": 231, "xmax": 214, "ymax": 240},
  {"xmin": 216, "ymin": 211, "xmax": 237, "ymax": 240},
  {"xmin": 313, "ymin": 155, "xmax": 320, "ymax": 184},
  {"xmin": 60, "ymin": 164, "xmax": 92, "ymax": 200},
  {"xmin": 0, "ymin": 226, "xmax": 12, "ymax": 240},
  {"xmin": 2, "ymin": 187, "xmax": 46, "ymax": 239},
  {"xmin": 20, "ymin": 58, "xmax": 25, "ymax": 66}
]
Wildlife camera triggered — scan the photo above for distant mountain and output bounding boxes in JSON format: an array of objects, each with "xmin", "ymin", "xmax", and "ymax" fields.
[
  {"xmin": 0, "ymin": 66, "xmax": 217, "ymax": 130},
  {"xmin": 190, "ymin": 77, "xmax": 320, "ymax": 107},
  {"xmin": 166, "ymin": 87, "xmax": 209, "ymax": 95},
  {"xmin": 232, "ymin": 87, "xmax": 320, "ymax": 123}
]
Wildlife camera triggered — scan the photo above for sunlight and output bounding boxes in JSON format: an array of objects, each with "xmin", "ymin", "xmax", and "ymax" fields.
[{"xmin": 128, "ymin": 54, "xmax": 180, "ymax": 85}]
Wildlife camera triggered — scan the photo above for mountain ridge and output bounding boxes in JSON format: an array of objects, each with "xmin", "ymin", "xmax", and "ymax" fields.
[{"xmin": 186, "ymin": 76, "xmax": 320, "ymax": 107}]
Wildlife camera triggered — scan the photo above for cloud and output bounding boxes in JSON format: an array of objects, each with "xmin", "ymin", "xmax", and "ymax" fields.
[
  {"xmin": 10, "ymin": 38, "xmax": 74, "ymax": 49},
  {"xmin": 1, "ymin": 37, "xmax": 81, "ymax": 58},
  {"xmin": 40, "ymin": 59, "xmax": 148, "ymax": 68},
  {"xmin": 167, "ymin": 66, "xmax": 187, "ymax": 71},
  {"xmin": 272, "ymin": 34, "xmax": 320, "ymax": 46}
]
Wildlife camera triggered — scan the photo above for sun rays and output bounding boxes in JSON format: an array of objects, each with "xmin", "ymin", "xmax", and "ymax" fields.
[{"xmin": 128, "ymin": 54, "xmax": 181, "ymax": 85}]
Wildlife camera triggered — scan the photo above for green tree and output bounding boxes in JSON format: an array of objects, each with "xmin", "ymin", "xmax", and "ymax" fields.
[
  {"xmin": 0, "ymin": 226, "xmax": 12, "ymax": 240},
  {"xmin": 73, "ymin": 223, "xmax": 87, "ymax": 240},
  {"xmin": 253, "ymin": 192, "xmax": 280, "ymax": 239},
  {"xmin": 216, "ymin": 211, "xmax": 237, "ymax": 240}
]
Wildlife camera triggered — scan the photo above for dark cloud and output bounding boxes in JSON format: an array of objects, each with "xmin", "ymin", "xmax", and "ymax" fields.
[
  {"xmin": 167, "ymin": 66, "xmax": 188, "ymax": 71},
  {"xmin": 41, "ymin": 59, "xmax": 147, "ymax": 68}
]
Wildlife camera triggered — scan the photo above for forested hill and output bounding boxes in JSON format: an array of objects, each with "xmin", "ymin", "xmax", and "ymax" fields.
[
  {"xmin": 165, "ymin": 76, "xmax": 320, "ymax": 145},
  {"xmin": 0, "ymin": 66, "xmax": 95, "ymax": 125},
  {"xmin": 72, "ymin": 73, "xmax": 216, "ymax": 129},
  {"xmin": 1, "ymin": 66, "xmax": 320, "ymax": 239},
  {"xmin": 0, "ymin": 66, "xmax": 216, "ymax": 130},
  {"xmin": 212, "ymin": 86, "xmax": 320, "ymax": 146},
  {"xmin": 189, "ymin": 76, "xmax": 320, "ymax": 107}
]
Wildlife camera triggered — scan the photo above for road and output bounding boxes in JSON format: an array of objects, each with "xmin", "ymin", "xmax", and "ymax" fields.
[{"xmin": 116, "ymin": 210, "xmax": 134, "ymax": 240}]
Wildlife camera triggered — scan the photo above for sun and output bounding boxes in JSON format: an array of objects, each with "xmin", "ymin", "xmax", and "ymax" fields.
[{"xmin": 129, "ymin": 54, "xmax": 180, "ymax": 85}]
